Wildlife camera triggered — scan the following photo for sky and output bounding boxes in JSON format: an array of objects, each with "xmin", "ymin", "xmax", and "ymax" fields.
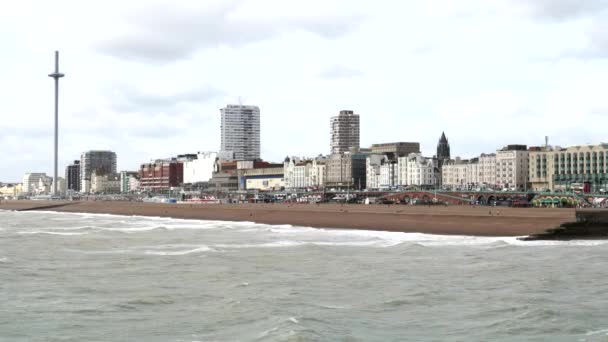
[{"xmin": 1, "ymin": 0, "xmax": 607, "ymax": 181}]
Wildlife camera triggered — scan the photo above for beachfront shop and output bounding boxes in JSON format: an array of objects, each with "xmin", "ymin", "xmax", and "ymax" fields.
[{"xmin": 532, "ymin": 197, "xmax": 578, "ymax": 208}]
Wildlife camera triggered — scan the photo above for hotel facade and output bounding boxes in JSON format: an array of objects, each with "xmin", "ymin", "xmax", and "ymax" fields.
[{"xmin": 529, "ymin": 144, "xmax": 608, "ymax": 192}]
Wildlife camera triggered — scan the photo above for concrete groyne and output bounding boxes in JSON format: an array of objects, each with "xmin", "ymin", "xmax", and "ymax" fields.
[{"xmin": 15, "ymin": 202, "xmax": 75, "ymax": 212}]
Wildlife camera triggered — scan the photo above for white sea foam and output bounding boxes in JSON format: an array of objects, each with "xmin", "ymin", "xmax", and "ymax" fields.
[
  {"xmin": 17, "ymin": 231, "xmax": 88, "ymax": 236},
  {"xmin": 586, "ymin": 328, "xmax": 608, "ymax": 336},
  {"xmin": 318, "ymin": 304, "xmax": 347, "ymax": 309},
  {"xmin": 104, "ymin": 226, "xmax": 165, "ymax": 233},
  {"xmin": 215, "ymin": 241, "xmax": 305, "ymax": 249},
  {"xmin": 280, "ymin": 227, "xmax": 608, "ymax": 248},
  {"xmin": 36, "ymin": 226, "xmax": 94, "ymax": 231},
  {"xmin": 144, "ymin": 246, "xmax": 212, "ymax": 255},
  {"xmin": 11, "ymin": 211, "xmax": 608, "ymax": 248},
  {"xmin": 0, "ymin": 257, "xmax": 9, "ymax": 263},
  {"xmin": 161, "ymin": 223, "xmax": 225, "ymax": 230}
]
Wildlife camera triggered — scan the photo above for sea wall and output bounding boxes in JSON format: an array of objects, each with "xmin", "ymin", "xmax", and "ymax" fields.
[
  {"xmin": 522, "ymin": 210, "xmax": 608, "ymax": 240},
  {"xmin": 576, "ymin": 210, "xmax": 608, "ymax": 224}
]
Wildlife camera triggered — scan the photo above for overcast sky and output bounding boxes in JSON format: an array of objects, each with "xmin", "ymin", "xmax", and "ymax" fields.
[{"xmin": 1, "ymin": 0, "xmax": 607, "ymax": 181}]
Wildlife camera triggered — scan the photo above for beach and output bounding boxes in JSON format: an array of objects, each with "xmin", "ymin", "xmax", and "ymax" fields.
[{"xmin": 0, "ymin": 200, "xmax": 575, "ymax": 237}]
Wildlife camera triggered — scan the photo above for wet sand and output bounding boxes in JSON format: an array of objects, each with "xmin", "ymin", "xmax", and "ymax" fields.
[{"xmin": 0, "ymin": 200, "xmax": 576, "ymax": 237}]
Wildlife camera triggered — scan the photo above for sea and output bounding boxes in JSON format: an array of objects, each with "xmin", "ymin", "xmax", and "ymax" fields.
[{"xmin": 1, "ymin": 210, "xmax": 608, "ymax": 342}]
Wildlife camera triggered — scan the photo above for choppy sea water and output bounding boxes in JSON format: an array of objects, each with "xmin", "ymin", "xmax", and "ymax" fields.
[{"xmin": 1, "ymin": 210, "xmax": 608, "ymax": 342}]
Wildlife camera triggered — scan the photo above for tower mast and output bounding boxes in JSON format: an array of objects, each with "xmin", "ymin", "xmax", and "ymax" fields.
[{"xmin": 48, "ymin": 51, "xmax": 65, "ymax": 197}]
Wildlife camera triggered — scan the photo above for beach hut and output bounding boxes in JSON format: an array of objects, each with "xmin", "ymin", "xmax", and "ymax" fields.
[{"xmin": 540, "ymin": 198, "xmax": 559, "ymax": 207}]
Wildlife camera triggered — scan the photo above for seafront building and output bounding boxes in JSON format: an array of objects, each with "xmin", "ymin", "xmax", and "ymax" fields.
[
  {"xmin": 80, "ymin": 151, "xmax": 117, "ymax": 193},
  {"xmin": 139, "ymin": 159, "xmax": 184, "ymax": 192},
  {"xmin": 441, "ymin": 145, "xmax": 528, "ymax": 190},
  {"xmin": 34, "ymin": 175, "xmax": 64, "ymax": 195},
  {"xmin": 0, "ymin": 183, "xmax": 22, "ymax": 198},
  {"xmin": 441, "ymin": 158, "xmax": 469, "ymax": 188},
  {"xmin": 35, "ymin": 175, "xmax": 53, "ymax": 195},
  {"xmin": 91, "ymin": 173, "xmax": 120, "ymax": 194},
  {"xmin": 283, "ymin": 156, "xmax": 328, "ymax": 190},
  {"xmin": 208, "ymin": 159, "xmax": 284, "ymax": 192},
  {"xmin": 65, "ymin": 160, "xmax": 81, "ymax": 192},
  {"xmin": 441, "ymin": 152, "xmax": 499, "ymax": 189},
  {"xmin": 239, "ymin": 166, "xmax": 285, "ymax": 191},
  {"xmin": 365, "ymin": 142, "xmax": 423, "ymax": 189},
  {"xmin": 529, "ymin": 144, "xmax": 608, "ymax": 192},
  {"xmin": 183, "ymin": 152, "xmax": 218, "ymax": 185},
  {"xmin": 284, "ymin": 157, "xmax": 311, "ymax": 189},
  {"xmin": 496, "ymin": 145, "xmax": 529, "ymax": 190},
  {"xmin": 326, "ymin": 150, "xmax": 367, "ymax": 189},
  {"xmin": 478, "ymin": 153, "xmax": 497, "ymax": 186},
  {"xmin": 22, "ymin": 173, "xmax": 48, "ymax": 194},
  {"xmin": 220, "ymin": 105, "xmax": 261, "ymax": 161},
  {"xmin": 120, "ymin": 171, "xmax": 139, "ymax": 193},
  {"xmin": 441, "ymin": 153, "xmax": 497, "ymax": 189},
  {"xmin": 20, "ymin": 173, "xmax": 67, "ymax": 195},
  {"xmin": 128, "ymin": 175, "xmax": 141, "ymax": 193},
  {"xmin": 397, "ymin": 153, "xmax": 437, "ymax": 187},
  {"xmin": 366, "ymin": 154, "xmax": 397, "ymax": 189},
  {"xmin": 309, "ymin": 157, "xmax": 327, "ymax": 188},
  {"xmin": 370, "ymin": 142, "xmax": 420, "ymax": 158},
  {"xmin": 330, "ymin": 110, "xmax": 360, "ymax": 154}
]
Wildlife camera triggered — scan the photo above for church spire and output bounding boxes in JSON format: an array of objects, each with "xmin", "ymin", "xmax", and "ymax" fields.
[{"xmin": 437, "ymin": 132, "xmax": 450, "ymax": 163}]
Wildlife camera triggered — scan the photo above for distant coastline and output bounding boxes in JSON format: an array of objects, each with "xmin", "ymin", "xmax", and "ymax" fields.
[{"xmin": 0, "ymin": 200, "xmax": 576, "ymax": 238}]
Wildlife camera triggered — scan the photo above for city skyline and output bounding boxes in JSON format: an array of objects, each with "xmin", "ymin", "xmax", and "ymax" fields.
[{"xmin": 2, "ymin": 0, "xmax": 608, "ymax": 181}]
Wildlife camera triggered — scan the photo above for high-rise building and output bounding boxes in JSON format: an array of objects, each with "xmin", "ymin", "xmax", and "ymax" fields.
[
  {"xmin": 65, "ymin": 160, "xmax": 81, "ymax": 192},
  {"xmin": 436, "ymin": 132, "xmax": 451, "ymax": 165},
  {"xmin": 330, "ymin": 110, "xmax": 360, "ymax": 155},
  {"xmin": 80, "ymin": 151, "xmax": 117, "ymax": 193},
  {"xmin": 220, "ymin": 105, "xmax": 261, "ymax": 161}
]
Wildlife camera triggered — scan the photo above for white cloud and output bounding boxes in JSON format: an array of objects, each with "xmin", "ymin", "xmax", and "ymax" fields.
[
  {"xmin": 514, "ymin": 0, "xmax": 608, "ymax": 21},
  {"xmin": 94, "ymin": 0, "xmax": 365, "ymax": 63},
  {"xmin": 1, "ymin": 0, "xmax": 608, "ymax": 181},
  {"xmin": 319, "ymin": 66, "xmax": 363, "ymax": 80}
]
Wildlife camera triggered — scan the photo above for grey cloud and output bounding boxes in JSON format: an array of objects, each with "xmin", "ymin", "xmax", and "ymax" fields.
[
  {"xmin": 124, "ymin": 121, "xmax": 184, "ymax": 139},
  {"xmin": 410, "ymin": 46, "xmax": 434, "ymax": 55},
  {"xmin": 516, "ymin": 1, "xmax": 608, "ymax": 60},
  {"xmin": 581, "ymin": 21, "xmax": 608, "ymax": 58},
  {"xmin": 555, "ymin": 15, "xmax": 608, "ymax": 60},
  {"xmin": 96, "ymin": 1, "xmax": 363, "ymax": 63},
  {"xmin": 109, "ymin": 85, "xmax": 225, "ymax": 112},
  {"xmin": 518, "ymin": 0, "xmax": 608, "ymax": 20},
  {"xmin": 319, "ymin": 66, "xmax": 362, "ymax": 80}
]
